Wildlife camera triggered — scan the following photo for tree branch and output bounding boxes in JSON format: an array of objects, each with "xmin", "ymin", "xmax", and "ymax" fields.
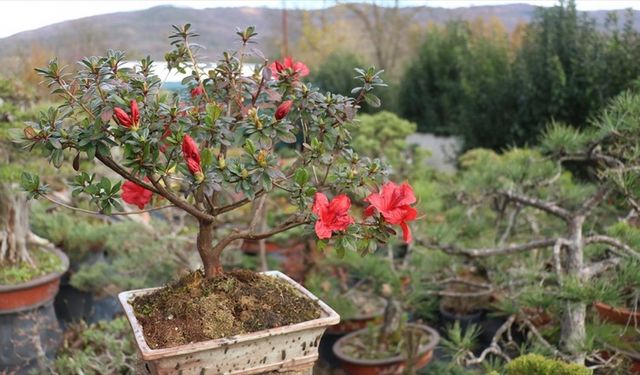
[
  {"xmin": 214, "ymin": 189, "xmax": 265, "ymax": 215},
  {"xmin": 210, "ymin": 216, "xmax": 310, "ymax": 260},
  {"xmin": 422, "ymin": 238, "xmax": 557, "ymax": 257},
  {"xmin": 585, "ymin": 235, "xmax": 640, "ymax": 260},
  {"xmin": 95, "ymin": 153, "xmax": 160, "ymax": 194},
  {"xmin": 501, "ymin": 191, "xmax": 572, "ymax": 222},
  {"xmin": 463, "ymin": 315, "xmax": 515, "ymax": 366},
  {"xmin": 41, "ymin": 194, "xmax": 174, "ymax": 216},
  {"xmin": 581, "ymin": 257, "xmax": 622, "ymax": 279},
  {"xmin": 577, "ymin": 186, "xmax": 609, "ymax": 216},
  {"xmin": 148, "ymin": 177, "xmax": 215, "ymax": 222}
]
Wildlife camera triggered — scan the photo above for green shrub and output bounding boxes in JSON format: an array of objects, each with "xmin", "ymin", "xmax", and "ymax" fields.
[
  {"xmin": 50, "ymin": 317, "xmax": 137, "ymax": 374},
  {"xmin": 505, "ymin": 354, "xmax": 591, "ymax": 375}
]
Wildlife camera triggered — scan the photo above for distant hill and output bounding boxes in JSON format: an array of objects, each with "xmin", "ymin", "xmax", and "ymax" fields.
[{"xmin": 0, "ymin": 3, "xmax": 637, "ymax": 64}]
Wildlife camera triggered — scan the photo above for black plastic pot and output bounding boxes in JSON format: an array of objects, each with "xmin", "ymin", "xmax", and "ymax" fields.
[
  {"xmin": 318, "ymin": 332, "xmax": 343, "ymax": 368},
  {"xmin": 54, "ymin": 248, "xmax": 122, "ymax": 326},
  {"xmin": 0, "ymin": 248, "xmax": 68, "ymax": 374},
  {"xmin": 438, "ymin": 304, "xmax": 485, "ymax": 335},
  {"xmin": 478, "ymin": 314, "xmax": 507, "ymax": 347},
  {"xmin": 0, "ymin": 301, "xmax": 61, "ymax": 374},
  {"xmin": 54, "ymin": 281, "xmax": 122, "ymax": 326}
]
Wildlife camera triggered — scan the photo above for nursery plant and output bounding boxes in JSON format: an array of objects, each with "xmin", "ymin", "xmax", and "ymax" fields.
[
  {"xmin": 420, "ymin": 91, "xmax": 640, "ymax": 367},
  {"xmin": 0, "ymin": 80, "xmax": 69, "ymax": 373},
  {"xmin": 19, "ymin": 24, "xmax": 418, "ymax": 372}
]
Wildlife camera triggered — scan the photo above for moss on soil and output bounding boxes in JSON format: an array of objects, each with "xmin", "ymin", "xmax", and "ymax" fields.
[
  {"xmin": 132, "ymin": 269, "xmax": 321, "ymax": 349},
  {"xmin": 0, "ymin": 246, "xmax": 65, "ymax": 285}
]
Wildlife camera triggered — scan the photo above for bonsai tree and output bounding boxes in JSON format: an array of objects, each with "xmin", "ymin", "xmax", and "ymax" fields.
[
  {"xmin": 420, "ymin": 91, "xmax": 640, "ymax": 364},
  {"xmin": 0, "ymin": 78, "xmax": 63, "ymax": 281},
  {"xmin": 18, "ymin": 24, "xmax": 416, "ymax": 280}
]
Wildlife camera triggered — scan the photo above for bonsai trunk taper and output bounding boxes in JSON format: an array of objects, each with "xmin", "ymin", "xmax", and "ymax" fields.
[{"xmin": 0, "ymin": 183, "xmax": 33, "ymax": 266}]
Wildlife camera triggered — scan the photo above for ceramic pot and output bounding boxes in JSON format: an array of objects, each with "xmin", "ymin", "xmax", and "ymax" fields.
[
  {"xmin": 332, "ymin": 323, "xmax": 440, "ymax": 375},
  {"xmin": 119, "ymin": 271, "xmax": 339, "ymax": 375},
  {"xmin": 594, "ymin": 301, "xmax": 640, "ymax": 326}
]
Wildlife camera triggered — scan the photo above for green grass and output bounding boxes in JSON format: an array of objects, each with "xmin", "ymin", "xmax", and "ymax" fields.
[{"xmin": 0, "ymin": 246, "xmax": 65, "ymax": 285}]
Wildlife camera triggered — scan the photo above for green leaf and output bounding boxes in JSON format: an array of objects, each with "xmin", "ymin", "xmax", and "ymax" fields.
[
  {"xmin": 294, "ymin": 168, "xmax": 310, "ymax": 186},
  {"xmin": 342, "ymin": 236, "xmax": 357, "ymax": 253},
  {"xmin": 51, "ymin": 149, "xmax": 64, "ymax": 168},
  {"xmin": 201, "ymin": 148, "xmax": 213, "ymax": 168},
  {"xmin": 364, "ymin": 93, "xmax": 381, "ymax": 108},
  {"xmin": 334, "ymin": 238, "xmax": 345, "ymax": 259}
]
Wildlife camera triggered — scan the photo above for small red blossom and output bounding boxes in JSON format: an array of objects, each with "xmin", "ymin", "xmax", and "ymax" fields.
[
  {"xmin": 121, "ymin": 178, "xmax": 153, "ymax": 209},
  {"xmin": 191, "ymin": 86, "xmax": 204, "ymax": 98},
  {"xmin": 275, "ymin": 100, "xmax": 293, "ymax": 121},
  {"xmin": 113, "ymin": 100, "xmax": 140, "ymax": 128},
  {"xmin": 364, "ymin": 182, "xmax": 418, "ymax": 243},
  {"xmin": 182, "ymin": 135, "xmax": 202, "ymax": 175},
  {"xmin": 312, "ymin": 193, "xmax": 354, "ymax": 239},
  {"xmin": 269, "ymin": 57, "xmax": 309, "ymax": 79}
]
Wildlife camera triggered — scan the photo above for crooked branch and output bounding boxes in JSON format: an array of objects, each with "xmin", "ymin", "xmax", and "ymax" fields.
[
  {"xmin": 585, "ymin": 235, "xmax": 640, "ymax": 260},
  {"xmin": 500, "ymin": 191, "xmax": 572, "ymax": 222},
  {"xmin": 210, "ymin": 215, "xmax": 310, "ymax": 260},
  {"xmin": 423, "ymin": 238, "xmax": 557, "ymax": 257}
]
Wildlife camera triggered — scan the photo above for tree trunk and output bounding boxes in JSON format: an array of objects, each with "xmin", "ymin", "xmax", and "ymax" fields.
[
  {"xmin": 560, "ymin": 216, "xmax": 586, "ymax": 363},
  {"xmin": 197, "ymin": 220, "xmax": 221, "ymax": 278},
  {"xmin": 0, "ymin": 183, "xmax": 32, "ymax": 266}
]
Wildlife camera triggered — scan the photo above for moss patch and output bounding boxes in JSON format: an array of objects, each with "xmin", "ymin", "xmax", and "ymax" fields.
[
  {"xmin": 131, "ymin": 269, "xmax": 321, "ymax": 349},
  {"xmin": 0, "ymin": 247, "xmax": 65, "ymax": 285}
]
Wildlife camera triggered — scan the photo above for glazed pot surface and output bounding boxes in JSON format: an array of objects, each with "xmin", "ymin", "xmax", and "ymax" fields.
[{"xmin": 119, "ymin": 270, "xmax": 340, "ymax": 375}]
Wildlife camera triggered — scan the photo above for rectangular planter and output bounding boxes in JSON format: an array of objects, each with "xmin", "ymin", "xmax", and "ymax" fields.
[{"xmin": 118, "ymin": 271, "xmax": 340, "ymax": 375}]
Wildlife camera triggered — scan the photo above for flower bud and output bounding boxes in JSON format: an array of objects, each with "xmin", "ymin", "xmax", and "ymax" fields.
[{"xmin": 275, "ymin": 100, "xmax": 293, "ymax": 121}]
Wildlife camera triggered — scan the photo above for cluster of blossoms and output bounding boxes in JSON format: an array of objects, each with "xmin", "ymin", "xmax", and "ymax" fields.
[
  {"xmin": 117, "ymin": 55, "xmax": 417, "ymax": 244},
  {"xmin": 23, "ymin": 25, "xmax": 415, "ymax": 277},
  {"xmin": 313, "ymin": 182, "xmax": 417, "ymax": 243}
]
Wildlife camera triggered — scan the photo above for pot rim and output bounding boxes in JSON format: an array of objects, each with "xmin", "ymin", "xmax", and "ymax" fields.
[
  {"xmin": 439, "ymin": 303, "xmax": 485, "ymax": 320},
  {"xmin": 594, "ymin": 301, "xmax": 640, "ymax": 317},
  {"xmin": 118, "ymin": 270, "xmax": 340, "ymax": 361},
  {"xmin": 0, "ymin": 246, "xmax": 69, "ymax": 292},
  {"xmin": 332, "ymin": 323, "xmax": 440, "ymax": 366}
]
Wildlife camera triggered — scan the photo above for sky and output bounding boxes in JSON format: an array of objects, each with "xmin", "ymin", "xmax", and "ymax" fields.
[{"xmin": 0, "ymin": 0, "xmax": 637, "ymax": 38}]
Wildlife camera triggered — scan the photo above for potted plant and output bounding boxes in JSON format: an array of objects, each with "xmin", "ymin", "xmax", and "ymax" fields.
[
  {"xmin": 0, "ymin": 87, "xmax": 68, "ymax": 373},
  {"xmin": 436, "ymin": 269, "xmax": 492, "ymax": 334},
  {"xmin": 332, "ymin": 286, "xmax": 440, "ymax": 375},
  {"xmin": 331, "ymin": 234, "xmax": 440, "ymax": 374},
  {"xmin": 21, "ymin": 25, "xmax": 419, "ymax": 373}
]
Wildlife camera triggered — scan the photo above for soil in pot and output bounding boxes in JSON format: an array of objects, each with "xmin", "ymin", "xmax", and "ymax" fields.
[{"xmin": 131, "ymin": 269, "xmax": 321, "ymax": 349}]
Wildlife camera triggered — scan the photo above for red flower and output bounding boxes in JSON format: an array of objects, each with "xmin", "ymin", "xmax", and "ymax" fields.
[
  {"xmin": 191, "ymin": 86, "xmax": 204, "ymax": 98},
  {"xmin": 113, "ymin": 100, "xmax": 140, "ymax": 128},
  {"xmin": 269, "ymin": 57, "xmax": 309, "ymax": 79},
  {"xmin": 275, "ymin": 100, "xmax": 293, "ymax": 121},
  {"xmin": 364, "ymin": 182, "xmax": 418, "ymax": 243},
  {"xmin": 182, "ymin": 135, "xmax": 202, "ymax": 175},
  {"xmin": 130, "ymin": 100, "xmax": 139, "ymax": 123},
  {"xmin": 312, "ymin": 193, "xmax": 354, "ymax": 239},
  {"xmin": 121, "ymin": 179, "xmax": 153, "ymax": 209}
]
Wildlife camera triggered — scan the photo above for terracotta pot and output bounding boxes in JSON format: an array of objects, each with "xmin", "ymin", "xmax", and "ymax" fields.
[
  {"xmin": 332, "ymin": 323, "xmax": 440, "ymax": 375},
  {"xmin": 327, "ymin": 314, "xmax": 383, "ymax": 336},
  {"xmin": 0, "ymin": 247, "xmax": 69, "ymax": 314},
  {"xmin": 119, "ymin": 271, "xmax": 339, "ymax": 375},
  {"xmin": 240, "ymin": 239, "xmax": 280, "ymax": 254},
  {"xmin": 0, "ymin": 247, "xmax": 69, "ymax": 374},
  {"xmin": 594, "ymin": 301, "xmax": 640, "ymax": 326}
]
